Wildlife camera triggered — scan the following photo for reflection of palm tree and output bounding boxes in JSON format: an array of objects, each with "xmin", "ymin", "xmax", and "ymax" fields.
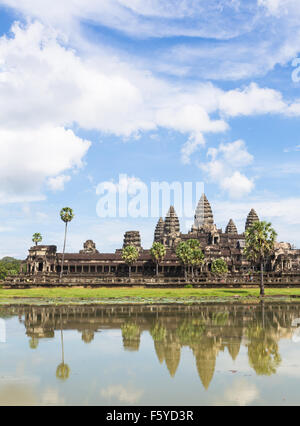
[
  {"xmin": 177, "ymin": 319, "xmax": 205, "ymax": 345},
  {"xmin": 56, "ymin": 313, "xmax": 70, "ymax": 381},
  {"xmin": 246, "ymin": 325, "xmax": 281, "ymax": 376},
  {"xmin": 56, "ymin": 362, "xmax": 70, "ymax": 380},
  {"xmin": 150, "ymin": 322, "xmax": 167, "ymax": 342},
  {"xmin": 29, "ymin": 337, "xmax": 39, "ymax": 349},
  {"xmin": 121, "ymin": 322, "xmax": 141, "ymax": 351},
  {"xmin": 81, "ymin": 329, "xmax": 95, "ymax": 344}
]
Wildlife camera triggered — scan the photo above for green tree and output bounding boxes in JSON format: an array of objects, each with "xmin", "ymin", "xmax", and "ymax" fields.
[
  {"xmin": 176, "ymin": 242, "xmax": 193, "ymax": 281},
  {"xmin": 0, "ymin": 257, "xmax": 22, "ymax": 280},
  {"xmin": 187, "ymin": 239, "xmax": 205, "ymax": 279},
  {"xmin": 0, "ymin": 264, "xmax": 8, "ymax": 281},
  {"xmin": 32, "ymin": 232, "xmax": 42, "ymax": 246},
  {"xmin": 244, "ymin": 221, "xmax": 277, "ymax": 297},
  {"xmin": 150, "ymin": 242, "xmax": 166, "ymax": 276},
  {"xmin": 59, "ymin": 207, "xmax": 74, "ymax": 281},
  {"xmin": 211, "ymin": 258, "xmax": 228, "ymax": 277},
  {"xmin": 121, "ymin": 245, "xmax": 139, "ymax": 277}
]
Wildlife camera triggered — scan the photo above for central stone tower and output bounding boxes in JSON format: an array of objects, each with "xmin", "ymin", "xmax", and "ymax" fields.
[{"xmin": 192, "ymin": 194, "xmax": 216, "ymax": 232}]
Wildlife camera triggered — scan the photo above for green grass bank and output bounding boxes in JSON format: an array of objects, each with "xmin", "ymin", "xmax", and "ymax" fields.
[{"xmin": 1, "ymin": 287, "xmax": 300, "ymax": 304}]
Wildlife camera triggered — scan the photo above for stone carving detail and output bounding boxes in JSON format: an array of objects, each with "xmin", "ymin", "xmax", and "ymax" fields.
[{"xmin": 80, "ymin": 240, "xmax": 99, "ymax": 254}]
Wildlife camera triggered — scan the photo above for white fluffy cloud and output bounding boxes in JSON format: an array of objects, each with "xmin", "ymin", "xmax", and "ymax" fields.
[
  {"xmin": 2, "ymin": 0, "xmax": 300, "ymax": 81},
  {"xmin": 47, "ymin": 175, "xmax": 71, "ymax": 192},
  {"xmin": 198, "ymin": 140, "xmax": 254, "ymax": 199},
  {"xmin": 1, "ymin": 20, "xmax": 300, "ymax": 202},
  {"xmin": 221, "ymin": 172, "xmax": 255, "ymax": 199},
  {"xmin": 0, "ymin": 22, "xmax": 232, "ymax": 139},
  {"xmin": 0, "ymin": 126, "xmax": 90, "ymax": 203},
  {"xmin": 0, "ymin": 21, "xmax": 231, "ymax": 202},
  {"xmin": 219, "ymin": 83, "xmax": 287, "ymax": 117}
]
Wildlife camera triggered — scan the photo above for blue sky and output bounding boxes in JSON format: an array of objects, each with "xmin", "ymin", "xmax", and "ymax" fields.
[{"xmin": 0, "ymin": 0, "xmax": 300, "ymax": 258}]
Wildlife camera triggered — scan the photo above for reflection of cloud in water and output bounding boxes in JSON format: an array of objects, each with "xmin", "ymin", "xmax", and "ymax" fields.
[
  {"xmin": 42, "ymin": 387, "xmax": 63, "ymax": 405},
  {"xmin": 100, "ymin": 384, "xmax": 143, "ymax": 404},
  {"xmin": 0, "ymin": 384, "xmax": 37, "ymax": 406},
  {"xmin": 0, "ymin": 378, "xmax": 64, "ymax": 406},
  {"xmin": 221, "ymin": 379, "xmax": 259, "ymax": 406}
]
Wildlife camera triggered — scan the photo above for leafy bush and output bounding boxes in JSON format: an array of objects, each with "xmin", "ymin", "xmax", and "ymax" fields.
[
  {"xmin": 0, "ymin": 257, "xmax": 22, "ymax": 280},
  {"xmin": 211, "ymin": 258, "xmax": 228, "ymax": 276}
]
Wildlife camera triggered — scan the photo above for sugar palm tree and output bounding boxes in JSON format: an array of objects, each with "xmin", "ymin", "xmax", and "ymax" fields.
[
  {"xmin": 150, "ymin": 242, "xmax": 166, "ymax": 276},
  {"xmin": 32, "ymin": 232, "xmax": 42, "ymax": 246},
  {"xmin": 121, "ymin": 245, "xmax": 139, "ymax": 277},
  {"xmin": 244, "ymin": 221, "xmax": 277, "ymax": 297},
  {"xmin": 59, "ymin": 207, "xmax": 74, "ymax": 281}
]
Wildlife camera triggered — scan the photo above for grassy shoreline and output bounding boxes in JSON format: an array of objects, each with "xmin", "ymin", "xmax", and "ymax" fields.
[{"xmin": 1, "ymin": 287, "xmax": 300, "ymax": 305}]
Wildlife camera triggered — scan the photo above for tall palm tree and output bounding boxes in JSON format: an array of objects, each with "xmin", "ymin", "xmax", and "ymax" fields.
[
  {"xmin": 32, "ymin": 232, "xmax": 42, "ymax": 246},
  {"xmin": 59, "ymin": 207, "xmax": 74, "ymax": 281},
  {"xmin": 121, "ymin": 245, "xmax": 139, "ymax": 277},
  {"xmin": 150, "ymin": 242, "xmax": 166, "ymax": 276},
  {"xmin": 244, "ymin": 221, "xmax": 277, "ymax": 297}
]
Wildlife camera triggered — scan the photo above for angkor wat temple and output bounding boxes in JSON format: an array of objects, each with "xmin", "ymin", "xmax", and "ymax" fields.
[{"xmin": 18, "ymin": 194, "xmax": 300, "ymax": 285}]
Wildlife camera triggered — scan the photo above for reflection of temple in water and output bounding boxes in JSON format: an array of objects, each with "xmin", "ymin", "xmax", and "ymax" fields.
[{"xmin": 4, "ymin": 303, "xmax": 300, "ymax": 390}]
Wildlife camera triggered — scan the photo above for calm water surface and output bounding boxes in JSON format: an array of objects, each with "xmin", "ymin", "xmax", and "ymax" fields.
[{"xmin": 1, "ymin": 302, "xmax": 300, "ymax": 406}]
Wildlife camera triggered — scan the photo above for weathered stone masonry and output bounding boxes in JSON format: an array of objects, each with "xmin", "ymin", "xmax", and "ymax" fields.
[{"xmin": 23, "ymin": 194, "xmax": 300, "ymax": 282}]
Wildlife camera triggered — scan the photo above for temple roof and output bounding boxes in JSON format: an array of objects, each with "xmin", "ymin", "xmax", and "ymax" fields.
[
  {"xmin": 154, "ymin": 217, "xmax": 164, "ymax": 241},
  {"xmin": 245, "ymin": 208, "xmax": 259, "ymax": 231},
  {"xmin": 193, "ymin": 194, "xmax": 214, "ymax": 229},
  {"xmin": 225, "ymin": 219, "xmax": 238, "ymax": 235},
  {"xmin": 123, "ymin": 231, "xmax": 141, "ymax": 248},
  {"xmin": 164, "ymin": 206, "xmax": 180, "ymax": 234}
]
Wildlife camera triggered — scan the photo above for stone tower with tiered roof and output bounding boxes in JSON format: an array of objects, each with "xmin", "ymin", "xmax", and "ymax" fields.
[
  {"xmin": 245, "ymin": 209, "xmax": 259, "ymax": 231},
  {"xmin": 154, "ymin": 217, "xmax": 165, "ymax": 242},
  {"xmin": 192, "ymin": 194, "xmax": 215, "ymax": 232},
  {"xmin": 157, "ymin": 206, "xmax": 181, "ymax": 248},
  {"xmin": 123, "ymin": 231, "xmax": 142, "ymax": 251},
  {"xmin": 225, "ymin": 219, "xmax": 238, "ymax": 235}
]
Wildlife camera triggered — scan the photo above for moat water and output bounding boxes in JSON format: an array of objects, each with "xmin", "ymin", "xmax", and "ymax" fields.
[{"xmin": 0, "ymin": 302, "xmax": 300, "ymax": 406}]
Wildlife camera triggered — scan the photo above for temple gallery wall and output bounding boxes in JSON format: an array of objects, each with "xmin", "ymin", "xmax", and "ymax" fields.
[{"xmin": 7, "ymin": 194, "xmax": 300, "ymax": 286}]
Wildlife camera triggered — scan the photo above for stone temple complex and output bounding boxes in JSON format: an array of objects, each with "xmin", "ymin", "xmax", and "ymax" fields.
[{"xmin": 20, "ymin": 194, "xmax": 300, "ymax": 285}]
